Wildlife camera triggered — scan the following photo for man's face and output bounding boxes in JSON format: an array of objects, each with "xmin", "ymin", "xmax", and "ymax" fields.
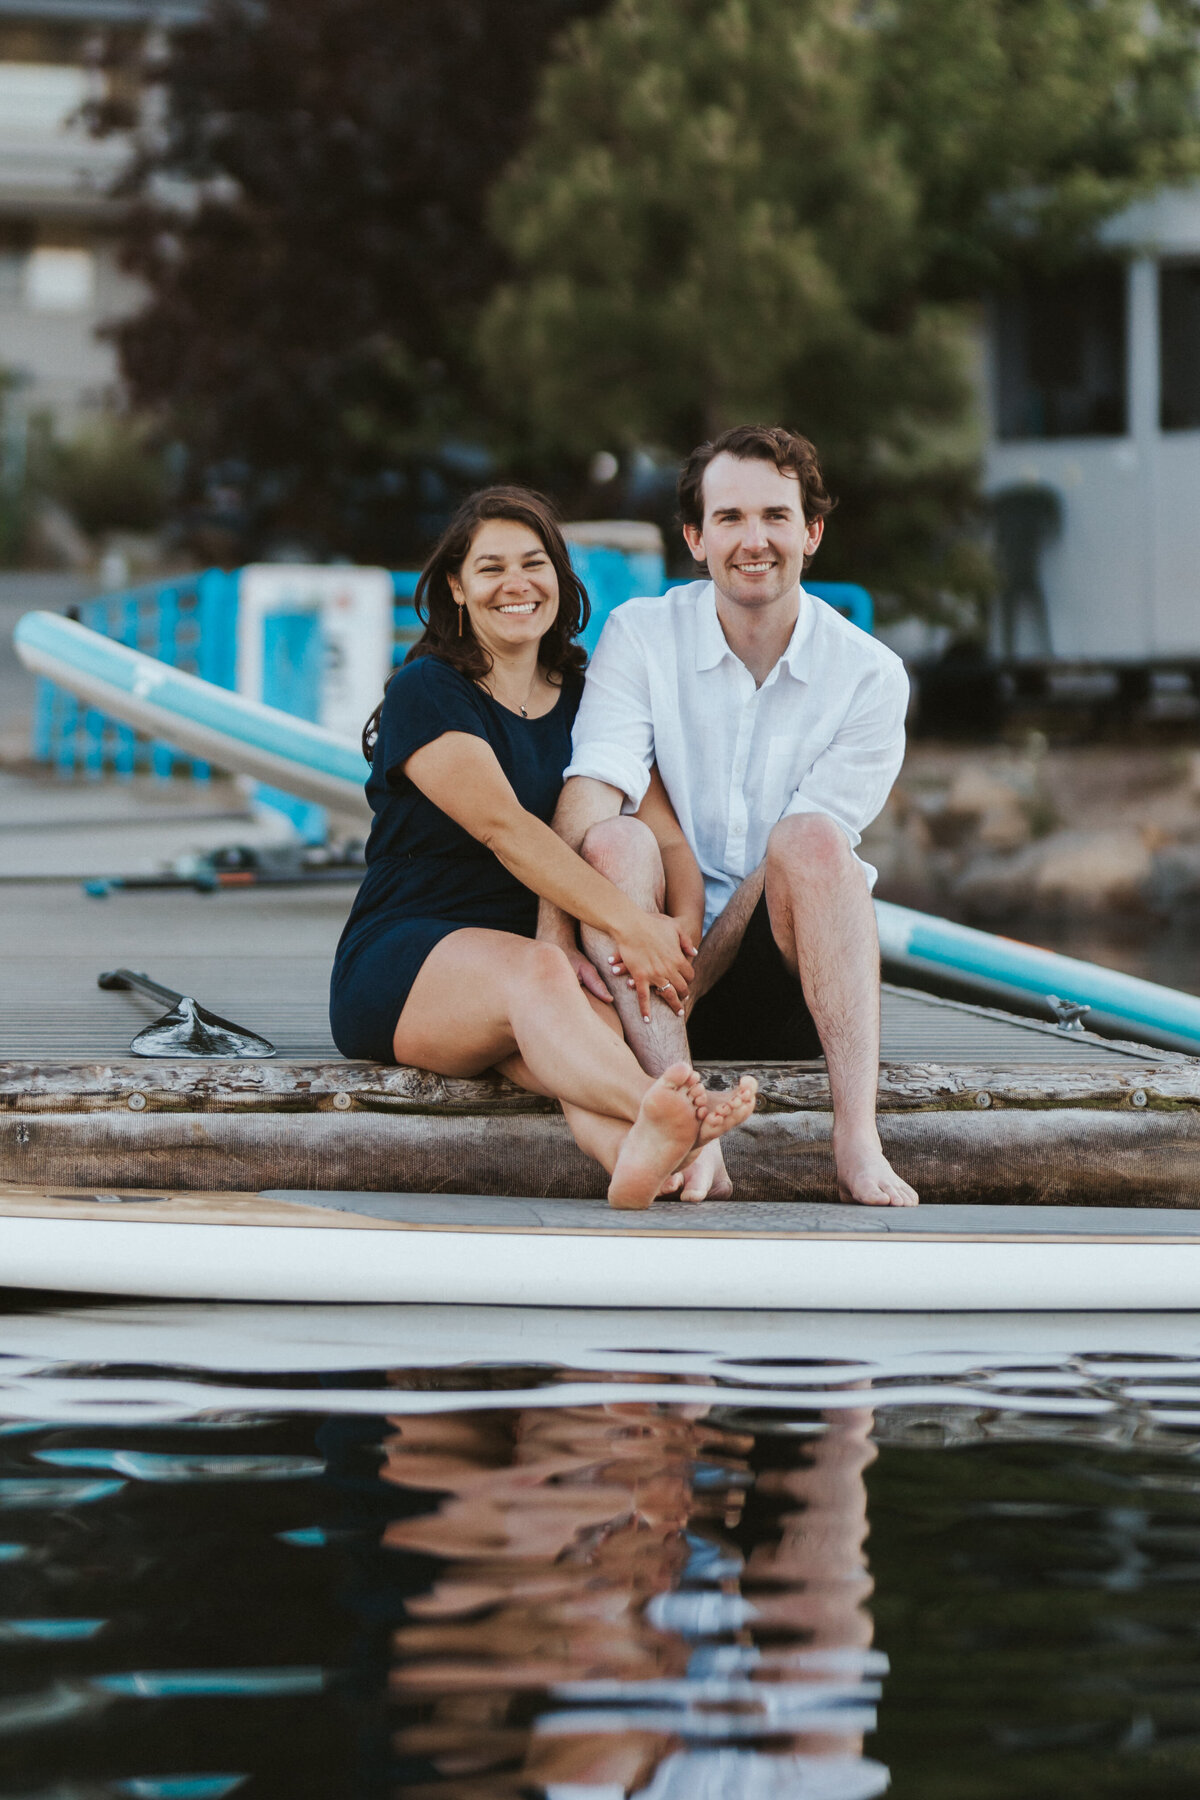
[{"xmin": 683, "ymin": 452, "xmax": 822, "ymax": 612}]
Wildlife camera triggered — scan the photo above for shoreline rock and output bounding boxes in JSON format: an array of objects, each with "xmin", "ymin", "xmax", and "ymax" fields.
[{"xmin": 865, "ymin": 743, "xmax": 1200, "ymax": 923}]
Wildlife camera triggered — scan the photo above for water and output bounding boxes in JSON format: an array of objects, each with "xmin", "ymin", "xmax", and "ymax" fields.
[{"xmin": 5, "ymin": 1304, "xmax": 1200, "ymax": 1797}]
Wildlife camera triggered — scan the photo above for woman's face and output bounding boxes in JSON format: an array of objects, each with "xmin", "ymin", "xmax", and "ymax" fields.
[{"xmin": 448, "ymin": 518, "xmax": 560, "ymax": 657}]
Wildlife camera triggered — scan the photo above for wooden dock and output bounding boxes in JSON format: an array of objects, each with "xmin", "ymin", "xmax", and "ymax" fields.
[{"xmin": 2, "ymin": 867, "xmax": 1198, "ymax": 1204}]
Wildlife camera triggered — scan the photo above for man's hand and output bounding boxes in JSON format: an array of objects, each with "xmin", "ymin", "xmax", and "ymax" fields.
[
  {"xmin": 569, "ymin": 946, "xmax": 615, "ymax": 1003},
  {"xmin": 537, "ymin": 900, "xmax": 614, "ymax": 1004}
]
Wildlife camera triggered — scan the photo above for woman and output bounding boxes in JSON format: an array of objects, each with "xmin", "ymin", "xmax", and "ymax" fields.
[{"xmin": 330, "ymin": 486, "xmax": 755, "ymax": 1209}]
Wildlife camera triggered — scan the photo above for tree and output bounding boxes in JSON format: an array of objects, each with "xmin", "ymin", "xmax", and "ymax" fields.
[
  {"xmin": 96, "ymin": 0, "xmax": 604, "ymax": 560},
  {"xmin": 479, "ymin": 0, "xmax": 1200, "ymax": 617}
]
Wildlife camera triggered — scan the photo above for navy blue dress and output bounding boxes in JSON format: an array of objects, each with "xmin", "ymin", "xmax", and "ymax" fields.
[{"xmin": 329, "ymin": 654, "xmax": 582, "ymax": 1062}]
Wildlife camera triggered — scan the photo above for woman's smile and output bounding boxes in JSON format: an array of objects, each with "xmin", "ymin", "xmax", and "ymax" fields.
[{"xmin": 450, "ymin": 517, "xmax": 560, "ymax": 645}]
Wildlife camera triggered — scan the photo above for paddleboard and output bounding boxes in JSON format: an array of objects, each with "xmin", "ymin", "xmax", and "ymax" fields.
[
  {"xmin": 3, "ymin": 1187, "xmax": 1200, "ymax": 1309},
  {"xmin": 14, "ymin": 610, "xmax": 369, "ymax": 818},
  {"xmin": 17, "ymin": 609, "xmax": 1200, "ymax": 1052}
]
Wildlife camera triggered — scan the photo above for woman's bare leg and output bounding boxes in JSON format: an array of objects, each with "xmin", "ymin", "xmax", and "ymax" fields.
[
  {"xmin": 394, "ymin": 930, "xmax": 657, "ymax": 1120},
  {"xmin": 498, "ymin": 1012, "xmax": 684, "ymax": 1193},
  {"xmin": 391, "ymin": 930, "xmax": 753, "ymax": 1208}
]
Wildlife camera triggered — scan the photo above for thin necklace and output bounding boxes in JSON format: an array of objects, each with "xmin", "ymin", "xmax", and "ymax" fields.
[{"xmin": 481, "ymin": 662, "xmax": 541, "ymax": 717}]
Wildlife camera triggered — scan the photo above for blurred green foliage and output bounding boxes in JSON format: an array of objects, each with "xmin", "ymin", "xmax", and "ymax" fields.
[
  {"xmin": 480, "ymin": 0, "xmax": 1200, "ymax": 619},
  {"xmin": 46, "ymin": 415, "xmax": 171, "ymax": 537},
  {"xmin": 0, "ymin": 384, "xmax": 169, "ymax": 564}
]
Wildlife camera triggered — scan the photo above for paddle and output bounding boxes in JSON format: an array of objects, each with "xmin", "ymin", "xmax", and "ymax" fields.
[{"xmin": 98, "ymin": 969, "xmax": 277, "ymax": 1059}]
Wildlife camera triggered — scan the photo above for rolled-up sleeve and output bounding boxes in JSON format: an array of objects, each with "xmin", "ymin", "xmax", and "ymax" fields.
[
  {"xmin": 563, "ymin": 609, "xmax": 655, "ymax": 807},
  {"xmin": 782, "ymin": 658, "xmax": 909, "ymax": 860}
]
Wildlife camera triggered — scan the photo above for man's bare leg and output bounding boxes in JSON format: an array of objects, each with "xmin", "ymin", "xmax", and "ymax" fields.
[
  {"xmin": 579, "ymin": 817, "xmax": 732, "ymax": 1200},
  {"xmin": 764, "ymin": 814, "xmax": 918, "ymax": 1207}
]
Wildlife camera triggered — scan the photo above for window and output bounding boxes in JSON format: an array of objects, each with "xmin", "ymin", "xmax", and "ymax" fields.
[
  {"xmin": 1160, "ymin": 262, "xmax": 1200, "ymax": 430},
  {"xmin": 0, "ymin": 62, "xmax": 89, "ymax": 134},
  {"xmin": 23, "ymin": 246, "xmax": 94, "ymax": 313},
  {"xmin": 993, "ymin": 262, "xmax": 1127, "ymax": 440}
]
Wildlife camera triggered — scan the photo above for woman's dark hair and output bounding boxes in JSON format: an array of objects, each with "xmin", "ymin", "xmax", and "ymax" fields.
[{"xmin": 363, "ymin": 485, "xmax": 590, "ymax": 762}]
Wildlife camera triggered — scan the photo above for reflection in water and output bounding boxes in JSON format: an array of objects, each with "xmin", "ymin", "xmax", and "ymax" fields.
[
  {"xmin": 15, "ymin": 1312, "xmax": 1200, "ymax": 1793},
  {"xmin": 380, "ymin": 1391, "xmax": 888, "ymax": 1798}
]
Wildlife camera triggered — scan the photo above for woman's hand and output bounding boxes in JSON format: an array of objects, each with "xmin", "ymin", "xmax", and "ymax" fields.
[{"xmin": 611, "ymin": 911, "xmax": 696, "ymax": 1020}]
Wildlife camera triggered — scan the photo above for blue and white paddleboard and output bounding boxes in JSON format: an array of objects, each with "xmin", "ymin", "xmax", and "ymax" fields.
[
  {"xmin": 875, "ymin": 903, "xmax": 1200, "ymax": 1056},
  {"xmin": 17, "ymin": 609, "xmax": 1200, "ymax": 1056},
  {"xmin": 14, "ymin": 610, "xmax": 371, "ymax": 819}
]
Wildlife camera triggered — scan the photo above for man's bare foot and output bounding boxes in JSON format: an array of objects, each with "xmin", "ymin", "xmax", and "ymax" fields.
[
  {"xmin": 698, "ymin": 1075, "xmax": 757, "ymax": 1146},
  {"xmin": 678, "ymin": 1140, "xmax": 733, "ymax": 1203},
  {"xmin": 608, "ymin": 1064, "xmax": 706, "ymax": 1211},
  {"xmin": 834, "ymin": 1130, "xmax": 919, "ymax": 1207},
  {"xmin": 674, "ymin": 1078, "xmax": 755, "ymax": 1201}
]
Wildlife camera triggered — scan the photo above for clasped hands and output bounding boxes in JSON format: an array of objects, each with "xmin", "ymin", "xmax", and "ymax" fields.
[{"xmin": 558, "ymin": 908, "xmax": 696, "ymax": 1021}]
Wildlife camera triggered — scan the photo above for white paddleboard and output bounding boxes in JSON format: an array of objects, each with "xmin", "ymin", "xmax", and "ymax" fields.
[{"xmin": 3, "ymin": 1188, "xmax": 1200, "ymax": 1310}]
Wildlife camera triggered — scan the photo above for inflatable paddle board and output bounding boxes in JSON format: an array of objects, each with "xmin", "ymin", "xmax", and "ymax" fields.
[
  {"xmin": 14, "ymin": 610, "xmax": 369, "ymax": 818},
  {"xmin": 16, "ymin": 609, "xmax": 1200, "ymax": 1053},
  {"xmin": 3, "ymin": 1186, "xmax": 1200, "ymax": 1309}
]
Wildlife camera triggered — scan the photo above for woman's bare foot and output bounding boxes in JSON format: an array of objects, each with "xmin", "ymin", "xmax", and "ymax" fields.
[
  {"xmin": 833, "ymin": 1128, "xmax": 918, "ymax": 1207},
  {"xmin": 608, "ymin": 1064, "xmax": 706, "ymax": 1211}
]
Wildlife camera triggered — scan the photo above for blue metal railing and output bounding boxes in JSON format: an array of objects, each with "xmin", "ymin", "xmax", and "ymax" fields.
[
  {"xmin": 32, "ymin": 569, "xmax": 239, "ymax": 780},
  {"xmin": 31, "ymin": 565, "xmax": 874, "ymax": 778}
]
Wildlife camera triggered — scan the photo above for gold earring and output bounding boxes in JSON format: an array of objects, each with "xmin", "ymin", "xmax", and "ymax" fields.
[{"xmin": 457, "ymin": 602, "xmax": 464, "ymax": 638}]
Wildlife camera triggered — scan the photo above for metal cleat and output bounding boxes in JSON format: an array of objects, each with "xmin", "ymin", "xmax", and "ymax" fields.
[{"xmin": 1046, "ymin": 994, "xmax": 1091, "ymax": 1032}]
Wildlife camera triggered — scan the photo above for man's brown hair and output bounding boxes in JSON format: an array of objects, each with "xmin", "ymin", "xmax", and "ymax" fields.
[{"xmin": 677, "ymin": 425, "xmax": 836, "ymax": 538}]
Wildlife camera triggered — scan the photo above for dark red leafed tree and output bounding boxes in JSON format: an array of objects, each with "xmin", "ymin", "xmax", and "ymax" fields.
[{"xmin": 95, "ymin": 0, "xmax": 604, "ymax": 559}]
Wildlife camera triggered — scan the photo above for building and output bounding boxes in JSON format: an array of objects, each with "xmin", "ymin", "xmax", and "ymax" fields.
[
  {"xmin": 984, "ymin": 187, "xmax": 1200, "ymax": 670},
  {"xmin": 0, "ymin": 0, "xmax": 197, "ymax": 444}
]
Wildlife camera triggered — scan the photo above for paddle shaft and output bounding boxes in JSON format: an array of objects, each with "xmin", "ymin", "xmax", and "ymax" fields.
[{"xmin": 98, "ymin": 969, "xmax": 186, "ymax": 1009}]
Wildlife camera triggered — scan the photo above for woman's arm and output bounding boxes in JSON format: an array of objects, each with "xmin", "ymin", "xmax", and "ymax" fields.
[
  {"xmin": 402, "ymin": 732, "xmax": 695, "ymax": 1019},
  {"xmin": 634, "ymin": 766, "xmax": 705, "ymax": 951}
]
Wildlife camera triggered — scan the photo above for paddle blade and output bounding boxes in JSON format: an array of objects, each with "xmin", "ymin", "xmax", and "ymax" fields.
[{"xmin": 129, "ymin": 996, "xmax": 276, "ymax": 1059}]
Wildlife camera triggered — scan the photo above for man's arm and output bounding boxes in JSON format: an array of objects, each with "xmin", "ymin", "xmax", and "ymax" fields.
[
  {"xmin": 688, "ymin": 657, "xmax": 908, "ymax": 1011},
  {"xmin": 538, "ymin": 775, "xmax": 627, "ymax": 999},
  {"xmin": 634, "ymin": 766, "xmax": 705, "ymax": 950},
  {"xmin": 782, "ymin": 656, "xmax": 909, "ymax": 852},
  {"xmin": 541, "ymin": 606, "xmax": 658, "ymax": 992}
]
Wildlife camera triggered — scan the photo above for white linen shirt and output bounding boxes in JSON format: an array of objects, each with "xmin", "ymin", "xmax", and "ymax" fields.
[{"xmin": 563, "ymin": 580, "xmax": 909, "ymax": 934}]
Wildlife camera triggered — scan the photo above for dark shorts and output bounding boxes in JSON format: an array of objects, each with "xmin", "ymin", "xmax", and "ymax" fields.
[
  {"xmin": 687, "ymin": 893, "xmax": 823, "ymax": 1062},
  {"xmin": 329, "ymin": 916, "xmax": 466, "ymax": 1063}
]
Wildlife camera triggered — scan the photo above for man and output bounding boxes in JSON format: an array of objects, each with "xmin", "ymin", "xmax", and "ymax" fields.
[{"xmin": 540, "ymin": 424, "xmax": 917, "ymax": 1207}]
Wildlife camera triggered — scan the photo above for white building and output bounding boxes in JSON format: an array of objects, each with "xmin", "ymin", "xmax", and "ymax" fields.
[
  {"xmin": 0, "ymin": 0, "xmax": 196, "ymax": 440},
  {"xmin": 984, "ymin": 186, "xmax": 1200, "ymax": 668}
]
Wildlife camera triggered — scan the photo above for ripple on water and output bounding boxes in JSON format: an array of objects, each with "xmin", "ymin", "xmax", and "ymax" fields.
[{"xmin": 0, "ymin": 1306, "xmax": 1199, "ymax": 1794}]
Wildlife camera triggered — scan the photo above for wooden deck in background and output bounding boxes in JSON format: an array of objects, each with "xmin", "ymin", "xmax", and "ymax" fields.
[{"xmin": 0, "ymin": 875, "xmax": 1166, "ymax": 1067}]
